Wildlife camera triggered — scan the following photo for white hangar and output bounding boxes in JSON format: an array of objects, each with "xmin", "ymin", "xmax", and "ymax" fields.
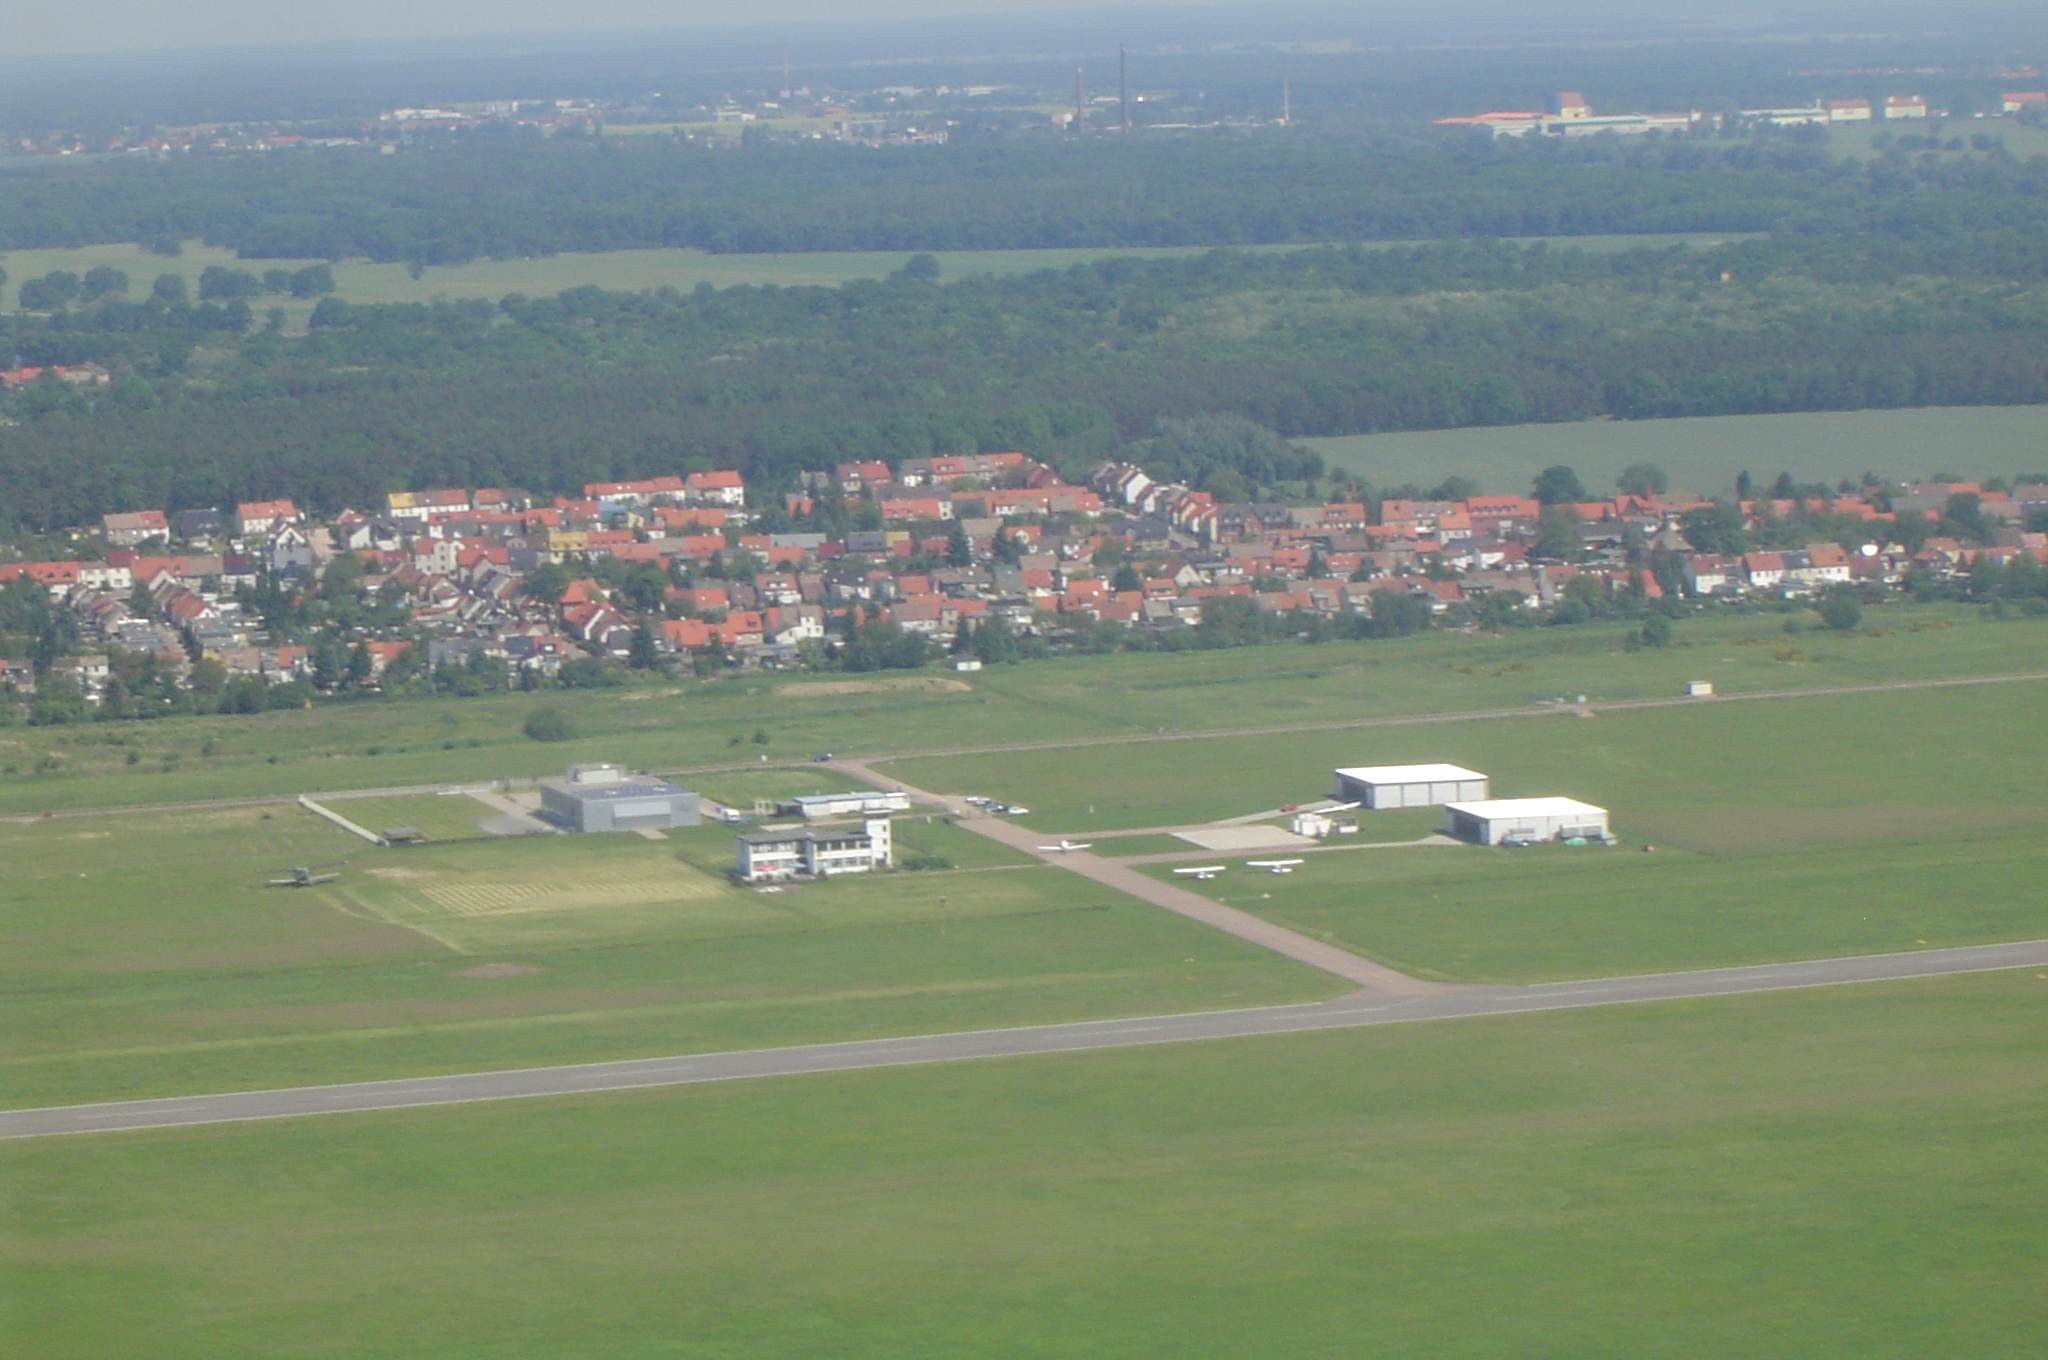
[
  {"xmin": 1442, "ymin": 797, "xmax": 1610, "ymax": 846},
  {"xmin": 1332, "ymin": 763, "xmax": 1490, "ymax": 809}
]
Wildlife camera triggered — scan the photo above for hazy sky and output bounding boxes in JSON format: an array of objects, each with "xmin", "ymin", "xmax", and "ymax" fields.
[{"xmin": 12, "ymin": 0, "xmax": 1133, "ymax": 57}]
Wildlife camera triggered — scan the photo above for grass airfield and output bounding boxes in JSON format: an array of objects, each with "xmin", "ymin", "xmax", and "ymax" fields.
[
  {"xmin": 0, "ymin": 802, "xmax": 1326, "ymax": 1109},
  {"xmin": 5, "ymin": 604, "xmax": 2045, "ymax": 815},
  {"xmin": 7, "ymin": 972, "xmax": 2045, "ymax": 1359},
  {"xmin": 7, "ymin": 603, "xmax": 2048, "ymax": 1356}
]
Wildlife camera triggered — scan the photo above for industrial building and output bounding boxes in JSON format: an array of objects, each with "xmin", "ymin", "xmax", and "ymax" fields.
[
  {"xmin": 734, "ymin": 816, "xmax": 893, "ymax": 882},
  {"xmin": 538, "ymin": 763, "xmax": 701, "ymax": 833},
  {"xmin": 778, "ymin": 790, "xmax": 911, "ymax": 821},
  {"xmin": 1332, "ymin": 763, "xmax": 1490, "ymax": 808},
  {"xmin": 1442, "ymin": 797, "xmax": 1610, "ymax": 846}
]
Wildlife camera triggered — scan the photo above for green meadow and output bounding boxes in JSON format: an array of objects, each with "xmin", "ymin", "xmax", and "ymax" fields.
[
  {"xmin": 0, "ymin": 230, "xmax": 1763, "ymax": 320},
  {"xmin": 894, "ymin": 673, "xmax": 2048, "ymax": 979},
  {"xmin": 6, "ymin": 605, "xmax": 2045, "ymax": 815},
  {"xmin": 0, "ymin": 803, "xmax": 1328, "ymax": 1107},
  {"xmin": 7, "ymin": 972, "xmax": 2045, "ymax": 1359},
  {"xmin": 1304, "ymin": 404, "xmax": 2048, "ymax": 497}
]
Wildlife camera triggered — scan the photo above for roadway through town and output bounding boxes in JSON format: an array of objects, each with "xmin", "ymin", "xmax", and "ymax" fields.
[{"xmin": 7, "ymin": 939, "xmax": 2046, "ymax": 1140}]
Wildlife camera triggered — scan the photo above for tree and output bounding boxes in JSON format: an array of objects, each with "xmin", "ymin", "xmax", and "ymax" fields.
[
  {"xmin": 1532, "ymin": 505, "xmax": 1583, "ymax": 562},
  {"xmin": 1616, "ymin": 462, "xmax": 1669, "ymax": 496},
  {"xmin": 1817, "ymin": 587, "xmax": 1863, "ymax": 632},
  {"xmin": 1735, "ymin": 469, "xmax": 1754, "ymax": 501},
  {"xmin": 289, "ymin": 264, "xmax": 336, "ymax": 298},
  {"xmin": 1679, "ymin": 502, "xmax": 1747, "ymax": 556},
  {"xmin": 1111, "ymin": 564, "xmax": 1144, "ymax": 593},
  {"xmin": 899, "ymin": 253, "xmax": 942, "ymax": 281},
  {"xmin": 628, "ymin": 620, "xmax": 660, "ymax": 670},
  {"xmin": 151, "ymin": 273, "xmax": 188, "ymax": 304},
  {"xmin": 945, "ymin": 521, "xmax": 972, "ymax": 567},
  {"xmin": 1369, "ymin": 588, "xmax": 1432, "ymax": 638},
  {"xmin": 80, "ymin": 265, "xmax": 129, "ymax": 302},
  {"xmin": 523, "ymin": 707, "xmax": 572, "ymax": 741},
  {"xmin": 1637, "ymin": 612, "xmax": 1673, "ymax": 647},
  {"xmin": 1532, "ymin": 465, "xmax": 1587, "ymax": 505},
  {"xmin": 521, "ymin": 561, "xmax": 572, "ymax": 602}
]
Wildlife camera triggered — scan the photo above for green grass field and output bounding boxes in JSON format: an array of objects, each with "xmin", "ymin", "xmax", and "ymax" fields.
[
  {"xmin": 5, "ymin": 605, "xmax": 2044, "ymax": 817},
  {"xmin": 7, "ymin": 972, "xmax": 2045, "ymax": 1359},
  {"xmin": 311, "ymin": 791, "xmax": 496, "ymax": 842},
  {"xmin": 0, "ymin": 231, "xmax": 1765, "ymax": 321},
  {"xmin": 896, "ymin": 674, "xmax": 2048, "ymax": 979},
  {"xmin": 0, "ymin": 803, "xmax": 1329, "ymax": 1107},
  {"xmin": 1304, "ymin": 404, "xmax": 2048, "ymax": 497}
]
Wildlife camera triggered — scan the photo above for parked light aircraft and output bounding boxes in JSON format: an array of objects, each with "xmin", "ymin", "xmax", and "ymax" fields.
[
  {"xmin": 1172, "ymin": 865, "xmax": 1227, "ymax": 880},
  {"xmin": 1036, "ymin": 840, "xmax": 1094, "ymax": 853},
  {"xmin": 1245, "ymin": 859, "xmax": 1305, "ymax": 874}
]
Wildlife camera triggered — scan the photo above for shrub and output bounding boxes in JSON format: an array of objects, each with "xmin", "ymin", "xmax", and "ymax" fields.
[{"xmin": 523, "ymin": 707, "xmax": 572, "ymax": 742}]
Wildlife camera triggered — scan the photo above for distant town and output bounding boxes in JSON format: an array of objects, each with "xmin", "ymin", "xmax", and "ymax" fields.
[{"xmin": 3, "ymin": 448, "xmax": 2036, "ymax": 720}]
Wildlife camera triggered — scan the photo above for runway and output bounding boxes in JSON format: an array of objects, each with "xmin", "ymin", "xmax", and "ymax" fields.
[{"xmin": 7, "ymin": 938, "xmax": 2045, "ymax": 1140}]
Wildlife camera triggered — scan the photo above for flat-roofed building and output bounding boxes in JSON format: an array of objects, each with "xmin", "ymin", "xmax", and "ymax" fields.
[
  {"xmin": 778, "ymin": 790, "xmax": 911, "ymax": 821},
  {"xmin": 734, "ymin": 816, "xmax": 893, "ymax": 882},
  {"xmin": 1332, "ymin": 763, "xmax": 1490, "ymax": 808},
  {"xmin": 1443, "ymin": 797, "xmax": 1610, "ymax": 845},
  {"xmin": 538, "ymin": 762, "xmax": 700, "ymax": 833}
]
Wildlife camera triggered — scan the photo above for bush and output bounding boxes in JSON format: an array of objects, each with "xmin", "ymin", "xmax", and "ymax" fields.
[
  {"xmin": 523, "ymin": 707, "xmax": 572, "ymax": 742},
  {"xmin": 1817, "ymin": 592, "xmax": 1863, "ymax": 632}
]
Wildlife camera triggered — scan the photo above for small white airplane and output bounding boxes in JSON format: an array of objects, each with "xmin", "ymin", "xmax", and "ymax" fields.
[
  {"xmin": 1173, "ymin": 865, "xmax": 1228, "ymax": 880},
  {"xmin": 1246, "ymin": 859, "xmax": 1305, "ymax": 874},
  {"xmin": 1036, "ymin": 840, "xmax": 1094, "ymax": 853}
]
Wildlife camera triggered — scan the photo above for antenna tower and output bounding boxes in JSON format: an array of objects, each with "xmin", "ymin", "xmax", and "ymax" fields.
[
  {"xmin": 1074, "ymin": 62, "xmax": 1085, "ymax": 132},
  {"xmin": 1281, "ymin": 60, "xmax": 1292, "ymax": 126},
  {"xmin": 1120, "ymin": 46, "xmax": 1132, "ymax": 131}
]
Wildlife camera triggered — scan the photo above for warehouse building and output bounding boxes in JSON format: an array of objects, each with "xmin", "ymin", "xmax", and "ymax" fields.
[
  {"xmin": 734, "ymin": 816, "xmax": 893, "ymax": 882},
  {"xmin": 1332, "ymin": 763, "xmax": 1490, "ymax": 808},
  {"xmin": 539, "ymin": 763, "xmax": 700, "ymax": 833},
  {"xmin": 778, "ymin": 790, "xmax": 911, "ymax": 821},
  {"xmin": 1442, "ymin": 797, "xmax": 1610, "ymax": 846}
]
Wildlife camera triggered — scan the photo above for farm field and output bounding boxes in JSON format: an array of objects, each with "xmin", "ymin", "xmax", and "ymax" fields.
[
  {"xmin": 4, "ymin": 605, "xmax": 2044, "ymax": 815},
  {"xmin": 0, "ymin": 804, "xmax": 1328, "ymax": 1107},
  {"xmin": 7, "ymin": 972, "xmax": 2045, "ymax": 1359},
  {"xmin": 1304, "ymin": 404, "xmax": 2048, "ymax": 497},
  {"xmin": 1824, "ymin": 117, "xmax": 2048, "ymax": 161},
  {"xmin": 0, "ymin": 231, "xmax": 1765, "ymax": 317}
]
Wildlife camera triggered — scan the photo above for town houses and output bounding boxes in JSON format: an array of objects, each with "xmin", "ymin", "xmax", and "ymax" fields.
[{"xmin": 3, "ymin": 458, "xmax": 2042, "ymax": 713}]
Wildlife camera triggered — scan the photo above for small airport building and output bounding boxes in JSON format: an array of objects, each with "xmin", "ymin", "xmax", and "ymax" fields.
[
  {"xmin": 1333, "ymin": 763, "xmax": 1490, "ymax": 809},
  {"xmin": 735, "ymin": 816, "xmax": 893, "ymax": 882},
  {"xmin": 539, "ymin": 763, "xmax": 701, "ymax": 833},
  {"xmin": 1442, "ymin": 797, "xmax": 1610, "ymax": 846},
  {"xmin": 779, "ymin": 790, "xmax": 912, "ymax": 821}
]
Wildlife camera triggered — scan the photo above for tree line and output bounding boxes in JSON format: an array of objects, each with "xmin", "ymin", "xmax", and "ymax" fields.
[{"xmin": 4, "ymin": 230, "xmax": 2048, "ymax": 528}]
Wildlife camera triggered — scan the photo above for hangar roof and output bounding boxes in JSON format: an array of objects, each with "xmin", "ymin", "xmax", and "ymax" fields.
[
  {"xmin": 1334, "ymin": 764, "xmax": 1487, "ymax": 784},
  {"xmin": 1443, "ymin": 797, "xmax": 1606, "ymax": 819}
]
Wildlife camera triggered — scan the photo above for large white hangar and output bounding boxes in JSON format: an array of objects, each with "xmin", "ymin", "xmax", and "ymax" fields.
[
  {"xmin": 1332, "ymin": 763, "xmax": 1490, "ymax": 808},
  {"xmin": 1442, "ymin": 797, "xmax": 1610, "ymax": 846}
]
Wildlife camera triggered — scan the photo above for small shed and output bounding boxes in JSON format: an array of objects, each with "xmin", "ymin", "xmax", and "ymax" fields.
[
  {"xmin": 1443, "ymin": 797, "xmax": 1610, "ymax": 846},
  {"xmin": 1685, "ymin": 680, "xmax": 1714, "ymax": 697},
  {"xmin": 1333, "ymin": 763, "xmax": 1489, "ymax": 809}
]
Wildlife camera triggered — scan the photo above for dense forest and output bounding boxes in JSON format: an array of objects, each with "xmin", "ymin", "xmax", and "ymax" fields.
[
  {"xmin": 5, "ymin": 225, "xmax": 2048, "ymax": 529},
  {"xmin": 2, "ymin": 129, "xmax": 2046, "ymax": 263}
]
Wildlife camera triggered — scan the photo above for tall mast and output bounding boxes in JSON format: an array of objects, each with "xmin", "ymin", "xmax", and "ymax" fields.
[{"xmin": 1120, "ymin": 46, "xmax": 1131, "ymax": 131}]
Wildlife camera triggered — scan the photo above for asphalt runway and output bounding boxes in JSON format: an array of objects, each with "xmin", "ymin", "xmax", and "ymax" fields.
[{"xmin": 7, "ymin": 939, "xmax": 2045, "ymax": 1141}]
